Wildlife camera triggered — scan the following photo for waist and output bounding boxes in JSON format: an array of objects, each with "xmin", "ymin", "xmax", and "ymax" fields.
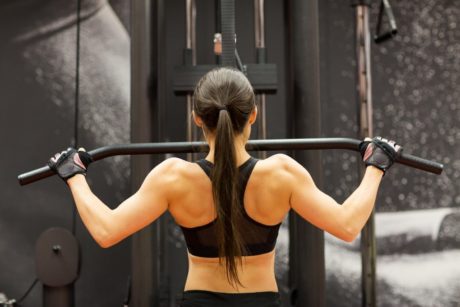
[
  {"xmin": 183, "ymin": 290, "xmax": 280, "ymax": 296},
  {"xmin": 181, "ymin": 290, "xmax": 281, "ymax": 307},
  {"xmin": 184, "ymin": 251, "xmax": 278, "ymax": 293}
]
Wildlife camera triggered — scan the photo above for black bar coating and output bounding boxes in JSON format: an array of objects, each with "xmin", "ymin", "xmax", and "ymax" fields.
[{"xmin": 18, "ymin": 138, "xmax": 443, "ymax": 186}]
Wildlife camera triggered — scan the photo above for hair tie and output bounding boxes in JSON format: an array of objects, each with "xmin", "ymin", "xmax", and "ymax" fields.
[{"xmin": 217, "ymin": 105, "xmax": 227, "ymax": 112}]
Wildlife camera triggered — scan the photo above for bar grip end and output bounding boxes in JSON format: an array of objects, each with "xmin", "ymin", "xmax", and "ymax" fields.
[{"xmin": 18, "ymin": 166, "xmax": 54, "ymax": 186}]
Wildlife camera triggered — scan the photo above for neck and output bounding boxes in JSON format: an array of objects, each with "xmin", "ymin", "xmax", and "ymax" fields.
[{"xmin": 205, "ymin": 134, "xmax": 250, "ymax": 165}]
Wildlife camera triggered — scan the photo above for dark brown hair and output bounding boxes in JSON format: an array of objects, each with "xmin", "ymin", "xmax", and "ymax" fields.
[{"xmin": 193, "ymin": 67, "xmax": 255, "ymax": 286}]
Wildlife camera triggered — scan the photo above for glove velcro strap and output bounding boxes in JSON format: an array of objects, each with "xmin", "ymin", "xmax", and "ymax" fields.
[{"xmin": 372, "ymin": 139, "xmax": 398, "ymax": 162}]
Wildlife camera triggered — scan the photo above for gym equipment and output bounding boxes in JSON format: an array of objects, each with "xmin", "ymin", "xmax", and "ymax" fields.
[
  {"xmin": 18, "ymin": 138, "xmax": 443, "ymax": 186},
  {"xmin": 173, "ymin": 0, "xmax": 277, "ymax": 94},
  {"xmin": 374, "ymin": 0, "xmax": 398, "ymax": 44},
  {"xmin": 35, "ymin": 228, "xmax": 79, "ymax": 307},
  {"xmin": 254, "ymin": 0, "xmax": 268, "ymax": 159}
]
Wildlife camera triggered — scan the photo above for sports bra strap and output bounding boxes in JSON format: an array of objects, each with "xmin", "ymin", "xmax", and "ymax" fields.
[{"xmin": 196, "ymin": 157, "xmax": 258, "ymax": 187}]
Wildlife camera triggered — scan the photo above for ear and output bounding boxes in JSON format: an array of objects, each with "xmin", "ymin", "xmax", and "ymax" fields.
[
  {"xmin": 248, "ymin": 106, "xmax": 257, "ymax": 125},
  {"xmin": 192, "ymin": 111, "xmax": 204, "ymax": 127}
]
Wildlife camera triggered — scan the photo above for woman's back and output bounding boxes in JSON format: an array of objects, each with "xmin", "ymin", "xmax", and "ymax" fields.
[{"xmin": 167, "ymin": 154, "xmax": 291, "ymax": 293}]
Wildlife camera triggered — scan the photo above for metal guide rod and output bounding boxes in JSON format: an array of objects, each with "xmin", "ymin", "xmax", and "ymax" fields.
[
  {"xmin": 186, "ymin": 0, "xmax": 196, "ymax": 53},
  {"xmin": 18, "ymin": 138, "xmax": 443, "ymax": 186},
  {"xmin": 254, "ymin": 0, "xmax": 267, "ymax": 159},
  {"xmin": 254, "ymin": 0, "xmax": 265, "ymax": 48},
  {"xmin": 355, "ymin": 3, "xmax": 376, "ymax": 307},
  {"xmin": 186, "ymin": 0, "xmax": 197, "ymax": 162},
  {"xmin": 357, "ymin": 5, "xmax": 373, "ymax": 136}
]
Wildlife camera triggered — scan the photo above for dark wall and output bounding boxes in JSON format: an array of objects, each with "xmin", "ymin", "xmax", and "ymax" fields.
[
  {"xmin": 371, "ymin": 0, "xmax": 460, "ymax": 211},
  {"xmin": 319, "ymin": 0, "xmax": 460, "ymax": 218},
  {"xmin": 0, "ymin": 1, "xmax": 131, "ymax": 306},
  {"xmin": 319, "ymin": 1, "xmax": 460, "ymax": 306}
]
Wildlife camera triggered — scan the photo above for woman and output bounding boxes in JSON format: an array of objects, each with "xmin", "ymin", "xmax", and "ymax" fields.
[{"xmin": 49, "ymin": 67, "xmax": 401, "ymax": 306}]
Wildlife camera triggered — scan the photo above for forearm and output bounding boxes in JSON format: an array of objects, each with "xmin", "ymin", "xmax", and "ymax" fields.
[
  {"xmin": 48, "ymin": 149, "xmax": 171, "ymax": 247},
  {"xmin": 341, "ymin": 166, "xmax": 384, "ymax": 240},
  {"xmin": 67, "ymin": 174, "xmax": 116, "ymax": 247}
]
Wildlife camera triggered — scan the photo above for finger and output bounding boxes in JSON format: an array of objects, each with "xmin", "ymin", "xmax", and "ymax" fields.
[
  {"xmin": 364, "ymin": 137, "xmax": 372, "ymax": 141},
  {"xmin": 78, "ymin": 147, "xmax": 86, "ymax": 152},
  {"xmin": 50, "ymin": 157, "xmax": 57, "ymax": 163},
  {"xmin": 395, "ymin": 145, "xmax": 402, "ymax": 152}
]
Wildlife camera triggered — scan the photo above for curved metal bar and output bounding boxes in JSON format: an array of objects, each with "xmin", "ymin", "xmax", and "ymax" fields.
[{"xmin": 17, "ymin": 138, "xmax": 444, "ymax": 186}]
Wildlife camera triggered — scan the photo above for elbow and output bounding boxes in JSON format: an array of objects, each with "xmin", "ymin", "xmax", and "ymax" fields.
[
  {"xmin": 98, "ymin": 239, "xmax": 114, "ymax": 249},
  {"xmin": 92, "ymin": 213, "xmax": 122, "ymax": 248},
  {"xmin": 94, "ymin": 229, "xmax": 118, "ymax": 249},
  {"xmin": 340, "ymin": 230, "xmax": 358, "ymax": 243},
  {"xmin": 329, "ymin": 225, "xmax": 358, "ymax": 243},
  {"xmin": 339, "ymin": 218, "xmax": 360, "ymax": 243},
  {"xmin": 337, "ymin": 207, "xmax": 361, "ymax": 243},
  {"xmin": 95, "ymin": 234, "xmax": 112, "ymax": 248},
  {"xmin": 97, "ymin": 236, "xmax": 120, "ymax": 249}
]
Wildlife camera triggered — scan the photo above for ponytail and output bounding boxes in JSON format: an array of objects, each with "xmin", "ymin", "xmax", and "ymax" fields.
[
  {"xmin": 192, "ymin": 67, "xmax": 256, "ymax": 287},
  {"xmin": 212, "ymin": 109, "xmax": 245, "ymax": 287}
]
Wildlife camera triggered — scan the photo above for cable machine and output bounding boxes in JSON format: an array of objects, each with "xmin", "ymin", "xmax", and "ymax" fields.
[{"xmin": 352, "ymin": 1, "xmax": 398, "ymax": 306}]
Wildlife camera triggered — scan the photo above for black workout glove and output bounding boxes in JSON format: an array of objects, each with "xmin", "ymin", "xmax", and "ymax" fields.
[
  {"xmin": 48, "ymin": 148, "xmax": 93, "ymax": 181},
  {"xmin": 359, "ymin": 136, "xmax": 402, "ymax": 174}
]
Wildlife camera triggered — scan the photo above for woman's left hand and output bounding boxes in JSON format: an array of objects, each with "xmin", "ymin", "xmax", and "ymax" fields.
[{"xmin": 48, "ymin": 147, "xmax": 93, "ymax": 182}]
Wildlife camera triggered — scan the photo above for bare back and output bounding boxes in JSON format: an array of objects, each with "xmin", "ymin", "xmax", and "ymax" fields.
[{"xmin": 167, "ymin": 155, "xmax": 291, "ymax": 293}]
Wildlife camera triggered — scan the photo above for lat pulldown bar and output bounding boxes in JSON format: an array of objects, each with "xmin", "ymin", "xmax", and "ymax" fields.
[{"xmin": 18, "ymin": 138, "xmax": 443, "ymax": 186}]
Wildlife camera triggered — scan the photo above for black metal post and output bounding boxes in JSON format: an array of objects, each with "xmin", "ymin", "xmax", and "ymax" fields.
[
  {"xmin": 254, "ymin": 0, "xmax": 267, "ymax": 158},
  {"xmin": 353, "ymin": 1, "xmax": 376, "ymax": 306},
  {"xmin": 43, "ymin": 285, "xmax": 74, "ymax": 307},
  {"xmin": 289, "ymin": 0, "xmax": 325, "ymax": 306},
  {"xmin": 130, "ymin": 0, "xmax": 166, "ymax": 306},
  {"xmin": 185, "ymin": 0, "xmax": 197, "ymax": 161}
]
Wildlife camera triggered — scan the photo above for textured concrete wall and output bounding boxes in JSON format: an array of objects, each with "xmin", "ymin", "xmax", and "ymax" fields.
[
  {"xmin": 320, "ymin": 1, "xmax": 460, "ymax": 306},
  {"xmin": 0, "ymin": 1, "xmax": 131, "ymax": 306}
]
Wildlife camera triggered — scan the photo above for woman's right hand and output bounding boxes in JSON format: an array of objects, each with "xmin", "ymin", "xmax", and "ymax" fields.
[{"xmin": 359, "ymin": 137, "xmax": 402, "ymax": 174}]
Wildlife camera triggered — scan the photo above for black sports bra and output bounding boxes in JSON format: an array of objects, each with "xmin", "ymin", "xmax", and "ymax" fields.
[{"xmin": 180, "ymin": 157, "xmax": 281, "ymax": 258}]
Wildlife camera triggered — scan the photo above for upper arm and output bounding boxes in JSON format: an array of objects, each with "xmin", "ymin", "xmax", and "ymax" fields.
[
  {"xmin": 279, "ymin": 155, "xmax": 352, "ymax": 241},
  {"xmin": 107, "ymin": 158, "xmax": 180, "ymax": 244}
]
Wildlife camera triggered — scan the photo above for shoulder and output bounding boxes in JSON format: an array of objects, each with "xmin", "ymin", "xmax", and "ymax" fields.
[
  {"xmin": 254, "ymin": 154, "xmax": 307, "ymax": 182},
  {"xmin": 152, "ymin": 157, "xmax": 189, "ymax": 172},
  {"xmin": 137, "ymin": 157, "xmax": 205, "ymax": 203},
  {"xmin": 143, "ymin": 157, "xmax": 198, "ymax": 186},
  {"xmin": 264, "ymin": 153, "xmax": 295, "ymax": 165},
  {"xmin": 259, "ymin": 154, "xmax": 305, "ymax": 173}
]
